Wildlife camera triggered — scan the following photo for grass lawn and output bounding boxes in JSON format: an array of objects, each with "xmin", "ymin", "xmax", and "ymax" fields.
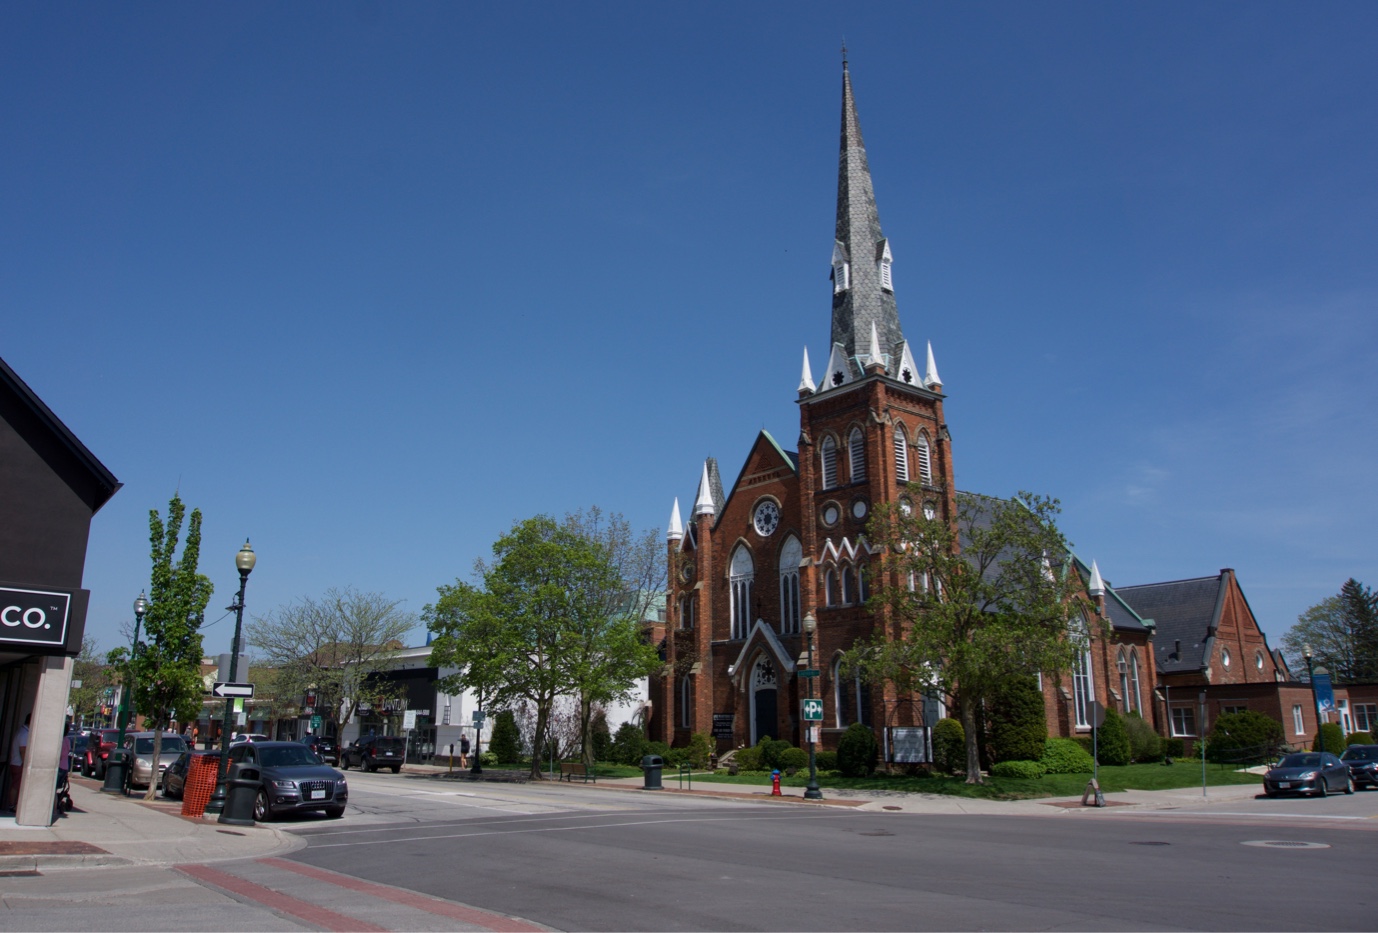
[{"xmin": 689, "ymin": 762, "xmax": 1262, "ymax": 800}]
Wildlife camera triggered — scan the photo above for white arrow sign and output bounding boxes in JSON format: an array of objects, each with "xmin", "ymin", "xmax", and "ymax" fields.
[{"xmin": 212, "ymin": 681, "xmax": 255, "ymax": 699}]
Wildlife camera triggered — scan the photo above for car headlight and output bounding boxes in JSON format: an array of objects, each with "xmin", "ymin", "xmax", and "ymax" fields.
[
  {"xmin": 1299, "ymin": 771, "xmax": 1317, "ymax": 780},
  {"xmin": 136, "ymin": 758, "xmax": 151, "ymax": 769},
  {"xmin": 270, "ymin": 779, "xmax": 299, "ymax": 791}
]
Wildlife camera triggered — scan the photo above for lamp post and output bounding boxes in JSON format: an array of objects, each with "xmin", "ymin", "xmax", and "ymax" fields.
[
  {"xmin": 802, "ymin": 612, "xmax": 822, "ymax": 801},
  {"xmin": 1303, "ymin": 645, "xmax": 1326, "ymax": 754},
  {"xmin": 206, "ymin": 540, "xmax": 255, "ymax": 815},
  {"xmin": 102, "ymin": 592, "xmax": 147, "ymax": 793}
]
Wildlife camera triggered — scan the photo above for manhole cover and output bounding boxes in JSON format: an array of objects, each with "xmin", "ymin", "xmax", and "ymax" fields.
[
  {"xmin": 858, "ymin": 830, "xmax": 895, "ymax": 837},
  {"xmin": 1129, "ymin": 841, "xmax": 1170, "ymax": 846},
  {"xmin": 1242, "ymin": 840, "xmax": 1330, "ymax": 850}
]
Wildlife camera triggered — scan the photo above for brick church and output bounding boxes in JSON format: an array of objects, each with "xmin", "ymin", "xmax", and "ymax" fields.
[{"xmin": 647, "ymin": 60, "xmax": 1152, "ymax": 754}]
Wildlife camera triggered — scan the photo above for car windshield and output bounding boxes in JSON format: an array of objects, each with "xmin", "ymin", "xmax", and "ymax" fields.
[
  {"xmin": 259, "ymin": 745, "xmax": 323, "ymax": 768},
  {"xmin": 1278, "ymin": 753, "xmax": 1324, "ymax": 768},
  {"xmin": 1341, "ymin": 747, "xmax": 1378, "ymax": 761},
  {"xmin": 133, "ymin": 736, "xmax": 187, "ymax": 754}
]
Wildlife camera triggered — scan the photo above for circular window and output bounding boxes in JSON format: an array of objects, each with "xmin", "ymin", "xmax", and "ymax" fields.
[
  {"xmin": 822, "ymin": 504, "xmax": 840, "ymax": 525},
  {"xmin": 753, "ymin": 500, "xmax": 780, "ymax": 537},
  {"xmin": 1222, "ymin": 648, "xmax": 1231, "ymax": 668},
  {"xmin": 1256, "ymin": 651, "xmax": 1265, "ymax": 670},
  {"xmin": 852, "ymin": 499, "xmax": 868, "ymax": 520}
]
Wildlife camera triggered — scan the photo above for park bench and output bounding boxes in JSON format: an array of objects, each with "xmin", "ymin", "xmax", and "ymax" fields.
[{"xmin": 558, "ymin": 761, "xmax": 596, "ymax": 783}]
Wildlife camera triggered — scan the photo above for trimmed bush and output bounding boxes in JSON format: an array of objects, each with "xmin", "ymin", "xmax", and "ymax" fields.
[
  {"xmin": 932, "ymin": 718, "xmax": 965, "ymax": 774},
  {"xmin": 757, "ymin": 736, "xmax": 793, "ymax": 772},
  {"xmin": 664, "ymin": 746, "xmax": 689, "ymax": 767},
  {"xmin": 1096, "ymin": 710, "xmax": 1132, "ymax": 766},
  {"xmin": 488, "ymin": 710, "xmax": 523, "ymax": 764},
  {"xmin": 1313, "ymin": 723, "xmax": 1346, "ymax": 755},
  {"xmin": 1124, "ymin": 712, "xmax": 1163, "ymax": 762},
  {"xmin": 732, "ymin": 745, "xmax": 763, "ymax": 771},
  {"xmin": 1345, "ymin": 731, "xmax": 1373, "ymax": 747},
  {"xmin": 1162, "ymin": 736, "xmax": 1185, "ymax": 758},
  {"xmin": 837, "ymin": 723, "xmax": 879, "ymax": 777},
  {"xmin": 684, "ymin": 732, "xmax": 714, "ymax": 769},
  {"xmin": 1041, "ymin": 737, "xmax": 1095, "ymax": 774},
  {"xmin": 990, "ymin": 759, "xmax": 1047, "ymax": 779},
  {"xmin": 610, "ymin": 721, "xmax": 647, "ymax": 766},
  {"xmin": 814, "ymin": 750, "xmax": 838, "ymax": 772},
  {"xmin": 1070, "ymin": 734, "xmax": 1095, "ymax": 756},
  {"xmin": 986, "ymin": 675, "xmax": 1048, "ymax": 764},
  {"xmin": 1206, "ymin": 710, "xmax": 1284, "ymax": 764},
  {"xmin": 590, "ymin": 710, "xmax": 613, "ymax": 762},
  {"xmin": 779, "ymin": 746, "xmax": 808, "ymax": 772}
]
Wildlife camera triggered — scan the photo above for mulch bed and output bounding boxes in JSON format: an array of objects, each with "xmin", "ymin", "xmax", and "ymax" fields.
[{"xmin": 0, "ymin": 840, "xmax": 108, "ymax": 856}]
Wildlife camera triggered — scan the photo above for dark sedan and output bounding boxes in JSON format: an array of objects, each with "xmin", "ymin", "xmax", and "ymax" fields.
[
  {"xmin": 1340, "ymin": 744, "xmax": 1378, "ymax": 790},
  {"xmin": 228, "ymin": 740, "xmax": 348, "ymax": 821},
  {"xmin": 1263, "ymin": 751, "xmax": 1353, "ymax": 797}
]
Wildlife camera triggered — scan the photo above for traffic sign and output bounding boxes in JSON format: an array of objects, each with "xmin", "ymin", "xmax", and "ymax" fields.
[
  {"xmin": 801, "ymin": 698, "xmax": 823, "ymax": 721},
  {"xmin": 798, "ymin": 669, "xmax": 819, "ymax": 678},
  {"xmin": 212, "ymin": 681, "xmax": 255, "ymax": 699},
  {"xmin": 310, "ymin": 715, "xmax": 322, "ymax": 731},
  {"xmin": 472, "ymin": 710, "xmax": 486, "ymax": 725}
]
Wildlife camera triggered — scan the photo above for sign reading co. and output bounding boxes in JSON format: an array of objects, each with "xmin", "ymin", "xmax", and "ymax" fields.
[{"xmin": 0, "ymin": 587, "xmax": 70, "ymax": 648}]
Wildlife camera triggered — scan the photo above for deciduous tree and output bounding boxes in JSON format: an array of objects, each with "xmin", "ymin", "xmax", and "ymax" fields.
[{"xmin": 1281, "ymin": 579, "xmax": 1378, "ymax": 683}]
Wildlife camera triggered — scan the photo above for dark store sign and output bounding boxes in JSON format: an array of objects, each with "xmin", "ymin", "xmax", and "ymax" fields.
[
  {"xmin": 0, "ymin": 587, "xmax": 70, "ymax": 648},
  {"xmin": 712, "ymin": 714, "xmax": 734, "ymax": 740}
]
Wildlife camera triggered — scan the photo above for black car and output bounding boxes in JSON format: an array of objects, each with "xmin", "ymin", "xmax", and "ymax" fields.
[
  {"xmin": 300, "ymin": 734, "xmax": 339, "ymax": 765},
  {"xmin": 1262, "ymin": 751, "xmax": 1353, "ymax": 797},
  {"xmin": 340, "ymin": 735, "xmax": 405, "ymax": 773},
  {"xmin": 1340, "ymin": 744, "xmax": 1378, "ymax": 789},
  {"xmin": 228, "ymin": 740, "xmax": 348, "ymax": 820}
]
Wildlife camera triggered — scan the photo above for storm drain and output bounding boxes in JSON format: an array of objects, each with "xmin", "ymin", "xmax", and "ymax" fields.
[
  {"xmin": 1129, "ymin": 841, "xmax": 1170, "ymax": 846},
  {"xmin": 858, "ymin": 830, "xmax": 895, "ymax": 837},
  {"xmin": 1242, "ymin": 840, "xmax": 1330, "ymax": 850}
]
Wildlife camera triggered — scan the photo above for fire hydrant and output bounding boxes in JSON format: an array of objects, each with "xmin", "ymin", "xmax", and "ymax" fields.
[{"xmin": 771, "ymin": 769, "xmax": 782, "ymax": 796}]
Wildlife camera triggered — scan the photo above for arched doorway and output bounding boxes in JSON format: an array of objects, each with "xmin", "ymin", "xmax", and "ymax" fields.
[{"xmin": 750, "ymin": 656, "xmax": 778, "ymax": 745}]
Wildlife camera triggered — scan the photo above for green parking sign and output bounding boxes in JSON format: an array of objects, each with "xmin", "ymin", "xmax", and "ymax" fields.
[{"xmin": 802, "ymin": 699, "xmax": 823, "ymax": 721}]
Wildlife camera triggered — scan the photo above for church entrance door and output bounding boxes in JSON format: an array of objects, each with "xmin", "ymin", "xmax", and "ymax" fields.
[{"xmin": 750, "ymin": 657, "xmax": 778, "ymax": 745}]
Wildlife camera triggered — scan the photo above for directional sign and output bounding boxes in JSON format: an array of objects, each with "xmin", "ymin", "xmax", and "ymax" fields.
[
  {"xmin": 798, "ymin": 669, "xmax": 820, "ymax": 678},
  {"xmin": 310, "ymin": 715, "xmax": 322, "ymax": 731},
  {"xmin": 801, "ymin": 698, "xmax": 824, "ymax": 721},
  {"xmin": 212, "ymin": 681, "xmax": 255, "ymax": 699},
  {"xmin": 472, "ymin": 710, "xmax": 486, "ymax": 725}
]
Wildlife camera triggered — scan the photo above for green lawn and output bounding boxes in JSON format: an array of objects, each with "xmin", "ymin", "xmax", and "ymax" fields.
[{"xmin": 688, "ymin": 762, "xmax": 1262, "ymax": 800}]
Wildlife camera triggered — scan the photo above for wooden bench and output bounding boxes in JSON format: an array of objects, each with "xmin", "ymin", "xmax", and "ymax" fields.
[{"xmin": 558, "ymin": 761, "xmax": 596, "ymax": 783}]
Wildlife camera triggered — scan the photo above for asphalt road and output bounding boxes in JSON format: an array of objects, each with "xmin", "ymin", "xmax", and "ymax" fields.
[{"xmin": 277, "ymin": 771, "xmax": 1377, "ymax": 931}]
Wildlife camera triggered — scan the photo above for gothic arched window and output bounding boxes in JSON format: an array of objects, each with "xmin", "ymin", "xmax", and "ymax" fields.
[
  {"xmin": 779, "ymin": 536, "xmax": 802, "ymax": 635},
  {"xmin": 729, "ymin": 546, "xmax": 754, "ymax": 640},
  {"xmin": 1071, "ymin": 617, "xmax": 1094, "ymax": 729},
  {"xmin": 679, "ymin": 676, "xmax": 692, "ymax": 728},
  {"xmin": 894, "ymin": 425, "xmax": 909, "ymax": 483},
  {"xmin": 915, "ymin": 433, "xmax": 933, "ymax": 485},
  {"xmin": 820, "ymin": 436, "xmax": 838, "ymax": 489},
  {"xmin": 848, "ymin": 428, "xmax": 866, "ymax": 483}
]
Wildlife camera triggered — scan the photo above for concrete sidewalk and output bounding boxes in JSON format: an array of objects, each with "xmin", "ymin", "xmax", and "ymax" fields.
[{"xmin": 0, "ymin": 776, "xmax": 303, "ymax": 872}]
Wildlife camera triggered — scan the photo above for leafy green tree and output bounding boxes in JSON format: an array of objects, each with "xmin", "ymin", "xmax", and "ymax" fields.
[
  {"xmin": 986, "ymin": 674, "xmax": 1048, "ymax": 764},
  {"xmin": 1313, "ymin": 722, "xmax": 1346, "ymax": 755},
  {"xmin": 248, "ymin": 587, "xmax": 416, "ymax": 736},
  {"xmin": 610, "ymin": 721, "xmax": 646, "ymax": 766},
  {"xmin": 1206, "ymin": 710, "xmax": 1283, "ymax": 764},
  {"xmin": 426, "ymin": 513, "xmax": 661, "ymax": 778},
  {"xmin": 68, "ymin": 638, "xmax": 115, "ymax": 727},
  {"xmin": 108, "ymin": 495, "xmax": 213, "ymax": 801},
  {"xmin": 932, "ymin": 718, "xmax": 965, "ymax": 773},
  {"xmin": 851, "ymin": 491, "xmax": 1099, "ymax": 783},
  {"xmin": 1281, "ymin": 579, "xmax": 1378, "ymax": 683},
  {"xmin": 488, "ymin": 709, "xmax": 523, "ymax": 764},
  {"xmin": 837, "ymin": 723, "xmax": 879, "ymax": 777},
  {"xmin": 589, "ymin": 708, "xmax": 613, "ymax": 762}
]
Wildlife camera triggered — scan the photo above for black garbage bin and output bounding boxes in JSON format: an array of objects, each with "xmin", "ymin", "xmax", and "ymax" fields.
[
  {"xmin": 641, "ymin": 754, "xmax": 664, "ymax": 790},
  {"xmin": 219, "ymin": 763, "xmax": 261, "ymax": 826},
  {"xmin": 100, "ymin": 748, "xmax": 129, "ymax": 795}
]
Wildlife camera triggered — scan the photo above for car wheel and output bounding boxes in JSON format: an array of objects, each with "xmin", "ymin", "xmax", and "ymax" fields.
[
  {"xmin": 340, "ymin": 756, "xmax": 349, "ymax": 771},
  {"xmin": 253, "ymin": 789, "xmax": 273, "ymax": 822},
  {"xmin": 324, "ymin": 806, "xmax": 345, "ymax": 819},
  {"xmin": 1345, "ymin": 777, "xmax": 1355, "ymax": 795},
  {"xmin": 1317, "ymin": 778, "xmax": 1328, "ymax": 798},
  {"xmin": 365, "ymin": 757, "xmax": 375, "ymax": 773},
  {"xmin": 391, "ymin": 766, "xmax": 400, "ymax": 774},
  {"xmin": 160, "ymin": 780, "xmax": 172, "ymax": 798}
]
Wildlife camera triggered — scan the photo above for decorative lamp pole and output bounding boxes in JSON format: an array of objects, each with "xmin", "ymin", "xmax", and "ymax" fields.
[
  {"xmin": 803, "ymin": 612, "xmax": 822, "ymax": 801},
  {"xmin": 1303, "ymin": 645, "xmax": 1325, "ymax": 754},
  {"xmin": 103, "ymin": 592, "xmax": 148, "ymax": 793},
  {"xmin": 206, "ymin": 540, "xmax": 255, "ymax": 815}
]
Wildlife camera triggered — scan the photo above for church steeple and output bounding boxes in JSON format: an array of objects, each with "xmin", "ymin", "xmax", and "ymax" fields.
[{"xmin": 831, "ymin": 59, "xmax": 904, "ymax": 378}]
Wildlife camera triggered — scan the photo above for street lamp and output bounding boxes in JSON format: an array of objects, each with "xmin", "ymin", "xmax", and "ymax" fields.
[
  {"xmin": 802, "ymin": 612, "xmax": 822, "ymax": 801},
  {"xmin": 1303, "ymin": 644, "xmax": 1327, "ymax": 754},
  {"xmin": 206, "ymin": 540, "xmax": 255, "ymax": 815},
  {"xmin": 103, "ymin": 592, "xmax": 148, "ymax": 793}
]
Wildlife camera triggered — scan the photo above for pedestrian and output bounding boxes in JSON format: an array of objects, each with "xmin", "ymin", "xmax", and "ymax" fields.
[
  {"xmin": 5, "ymin": 714, "xmax": 30, "ymax": 812},
  {"xmin": 459, "ymin": 733, "xmax": 470, "ymax": 769}
]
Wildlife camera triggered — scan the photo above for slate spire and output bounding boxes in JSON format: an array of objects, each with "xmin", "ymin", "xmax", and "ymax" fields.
[{"xmin": 831, "ymin": 59, "xmax": 905, "ymax": 377}]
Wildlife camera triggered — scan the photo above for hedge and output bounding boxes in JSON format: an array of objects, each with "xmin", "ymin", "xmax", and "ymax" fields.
[
  {"xmin": 990, "ymin": 759, "xmax": 1047, "ymax": 779},
  {"xmin": 1041, "ymin": 737, "xmax": 1095, "ymax": 774}
]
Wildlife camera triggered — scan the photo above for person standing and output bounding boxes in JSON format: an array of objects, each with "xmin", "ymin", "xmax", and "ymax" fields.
[
  {"xmin": 5, "ymin": 714, "xmax": 30, "ymax": 812},
  {"xmin": 459, "ymin": 733, "xmax": 471, "ymax": 769}
]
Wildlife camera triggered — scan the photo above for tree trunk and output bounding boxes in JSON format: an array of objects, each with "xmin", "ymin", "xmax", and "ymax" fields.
[
  {"xmin": 144, "ymin": 722, "xmax": 163, "ymax": 802},
  {"xmin": 580, "ymin": 693, "xmax": 594, "ymax": 769},
  {"xmin": 960, "ymin": 693, "xmax": 983, "ymax": 784},
  {"xmin": 530, "ymin": 700, "xmax": 550, "ymax": 779}
]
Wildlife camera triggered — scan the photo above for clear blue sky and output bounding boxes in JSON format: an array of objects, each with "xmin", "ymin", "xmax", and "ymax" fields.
[{"xmin": 4, "ymin": 3, "xmax": 1375, "ymax": 657}]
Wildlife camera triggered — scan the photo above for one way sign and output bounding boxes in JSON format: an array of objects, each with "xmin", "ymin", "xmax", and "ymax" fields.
[{"xmin": 212, "ymin": 682, "xmax": 255, "ymax": 699}]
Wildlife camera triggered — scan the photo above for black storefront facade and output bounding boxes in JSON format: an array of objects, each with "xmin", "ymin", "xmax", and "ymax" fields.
[{"xmin": 0, "ymin": 356, "xmax": 119, "ymax": 825}]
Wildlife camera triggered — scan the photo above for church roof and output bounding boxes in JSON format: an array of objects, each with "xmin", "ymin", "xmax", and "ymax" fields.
[{"xmin": 1116, "ymin": 574, "xmax": 1227, "ymax": 674}]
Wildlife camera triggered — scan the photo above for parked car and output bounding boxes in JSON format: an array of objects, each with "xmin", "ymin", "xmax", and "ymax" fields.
[
  {"xmin": 1339, "ymin": 744, "xmax": 1378, "ymax": 790},
  {"xmin": 300, "ymin": 734, "xmax": 339, "ymax": 765},
  {"xmin": 340, "ymin": 735, "xmax": 405, "ymax": 773},
  {"xmin": 125, "ymin": 732, "xmax": 190, "ymax": 789},
  {"xmin": 227, "ymin": 740, "xmax": 347, "ymax": 820},
  {"xmin": 229, "ymin": 733, "xmax": 270, "ymax": 745},
  {"xmin": 83, "ymin": 728, "xmax": 124, "ymax": 779},
  {"xmin": 1262, "ymin": 751, "xmax": 1353, "ymax": 797},
  {"xmin": 160, "ymin": 750, "xmax": 218, "ymax": 800},
  {"xmin": 68, "ymin": 733, "xmax": 88, "ymax": 772}
]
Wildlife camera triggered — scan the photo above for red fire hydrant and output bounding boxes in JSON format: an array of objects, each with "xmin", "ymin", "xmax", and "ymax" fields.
[{"xmin": 771, "ymin": 769, "xmax": 782, "ymax": 796}]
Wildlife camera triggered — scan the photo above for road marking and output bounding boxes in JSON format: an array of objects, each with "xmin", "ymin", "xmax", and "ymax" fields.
[
  {"xmin": 262, "ymin": 857, "xmax": 547, "ymax": 932},
  {"xmin": 1132, "ymin": 810, "xmax": 1371, "ymax": 821},
  {"xmin": 295, "ymin": 809, "xmax": 683, "ymax": 839},
  {"xmin": 177, "ymin": 863, "xmax": 387, "ymax": 932}
]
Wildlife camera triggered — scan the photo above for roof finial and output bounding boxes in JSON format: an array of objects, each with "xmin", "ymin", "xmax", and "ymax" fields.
[{"xmin": 841, "ymin": 38, "xmax": 848, "ymax": 68}]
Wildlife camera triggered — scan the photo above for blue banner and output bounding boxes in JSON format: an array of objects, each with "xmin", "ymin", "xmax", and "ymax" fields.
[{"xmin": 1313, "ymin": 673, "xmax": 1336, "ymax": 713}]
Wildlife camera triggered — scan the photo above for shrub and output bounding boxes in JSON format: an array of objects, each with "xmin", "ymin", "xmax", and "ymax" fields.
[
  {"xmin": 1041, "ymin": 737, "xmax": 1095, "ymax": 774},
  {"xmin": 664, "ymin": 746, "xmax": 689, "ymax": 767},
  {"xmin": 1070, "ymin": 734, "xmax": 1095, "ymax": 756},
  {"xmin": 488, "ymin": 710, "xmax": 523, "ymax": 764},
  {"xmin": 837, "ymin": 723, "xmax": 879, "ymax": 777},
  {"xmin": 644, "ymin": 740, "xmax": 670, "ymax": 759},
  {"xmin": 1206, "ymin": 710, "xmax": 1284, "ymax": 764},
  {"xmin": 757, "ymin": 736, "xmax": 793, "ymax": 772},
  {"xmin": 1096, "ymin": 710, "xmax": 1132, "ymax": 766},
  {"xmin": 1346, "ymin": 731, "xmax": 1374, "ymax": 747},
  {"xmin": 684, "ymin": 732, "xmax": 714, "ymax": 769},
  {"xmin": 932, "ymin": 718, "xmax": 965, "ymax": 774},
  {"xmin": 1124, "ymin": 711, "xmax": 1163, "ymax": 762},
  {"xmin": 1161, "ymin": 737, "xmax": 1185, "ymax": 759},
  {"xmin": 479, "ymin": 750, "xmax": 497, "ymax": 766},
  {"xmin": 732, "ymin": 745, "xmax": 763, "ymax": 771},
  {"xmin": 986, "ymin": 675, "xmax": 1048, "ymax": 764},
  {"xmin": 990, "ymin": 759, "xmax": 1047, "ymax": 779},
  {"xmin": 589, "ymin": 710, "xmax": 613, "ymax": 762},
  {"xmin": 779, "ymin": 746, "xmax": 808, "ymax": 772},
  {"xmin": 1313, "ymin": 723, "xmax": 1347, "ymax": 755},
  {"xmin": 814, "ymin": 750, "xmax": 838, "ymax": 772},
  {"xmin": 610, "ymin": 722, "xmax": 647, "ymax": 766}
]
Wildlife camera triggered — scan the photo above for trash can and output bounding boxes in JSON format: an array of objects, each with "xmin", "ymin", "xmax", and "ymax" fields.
[
  {"xmin": 218, "ymin": 763, "xmax": 260, "ymax": 827},
  {"xmin": 641, "ymin": 754, "xmax": 664, "ymax": 790},
  {"xmin": 100, "ymin": 748, "xmax": 129, "ymax": 795}
]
